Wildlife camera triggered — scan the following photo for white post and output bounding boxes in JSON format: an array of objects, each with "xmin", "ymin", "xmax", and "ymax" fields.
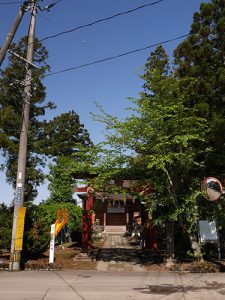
[{"xmin": 49, "ymin": 224, "xmax": 55, "ymax": 264}]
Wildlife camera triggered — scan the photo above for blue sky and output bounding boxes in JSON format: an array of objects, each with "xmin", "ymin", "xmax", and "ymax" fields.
[{"xmin": 0, "ymin": 0, "xmax": 208, "ymax": 205}]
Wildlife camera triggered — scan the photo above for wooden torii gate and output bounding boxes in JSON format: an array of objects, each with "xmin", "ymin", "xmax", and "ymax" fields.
[{"xmin": 75, "ymin": 180, "xmax": 158, "ymax": 253}]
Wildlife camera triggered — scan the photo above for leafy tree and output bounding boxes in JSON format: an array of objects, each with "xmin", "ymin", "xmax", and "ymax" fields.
[
  {"xmin": 174, "ymin": 0, "xmax": 225, "ymax": 176},
  {"xmin": 0, "ymin": 37, "xmax": 54, "ymax": 202},
  {"xmin": 92, "ymin": 46, "xmax": 210, "ymax": 259}
]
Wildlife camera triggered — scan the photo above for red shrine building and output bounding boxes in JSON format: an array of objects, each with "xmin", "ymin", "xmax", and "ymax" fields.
[{"xmin": 76, "ymin": 179, "xmax": 142, "ymax": 233}]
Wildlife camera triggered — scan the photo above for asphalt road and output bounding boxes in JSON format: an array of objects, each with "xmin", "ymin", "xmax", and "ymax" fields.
[{"xmin": 1, "ymin": 270, "xmax": 225, "ymax": 300}]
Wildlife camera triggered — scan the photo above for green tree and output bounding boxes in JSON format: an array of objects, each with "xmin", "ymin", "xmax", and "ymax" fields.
[
  {"xmin": 37, "ymin": 111, "xmax": 93, "ymax": 203},
  {"xmin": 0, "ymin": 36, "xmax": 54, "ymax": 202},
  {"xmin": 37, "ymin": 111, "xmax": 92, "ymax": 157},
  {"xmin": 92, "ymin": 46, "xmax": 210, "ymax": 259},
  {"xmin": 47, "ymin": 144, "xmax": 98, "ymax": 203},
  {"xmin": 174, "ymin": 0, "xmax": 225, "ymax": 176}
]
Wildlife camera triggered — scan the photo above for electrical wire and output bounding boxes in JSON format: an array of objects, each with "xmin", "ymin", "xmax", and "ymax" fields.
[
  {"xmin": 20, "ymin": 0, "xmax": 39, "ymax": 136},
  {"xmin": 38, "ymin": 0, "xmax": 64, "ymax": 11},
  {"xmin": 50, "ymin": 0, "xmax": 64, "ymax": 6},
  {"xmin": 0, "ymin": 1, "xmax": 64, "ymax": 135},
  {"xmin": 45, "ymin": 33, "xmax": 189, "ymax": 77},
  {"xmin": 0, "ymin": 1, "xmax": 23, "ymax": 5},
  {"xmin": 0, "ymin": 0, "xmax": 163, "ymax": 57},
  {"xmin": 2, "ymin": 33, "xmax": 190, "ymax": 79},
  {"xmin": 0, "ymin": 0, "xmax": 44, "ymax": 5},
  {"xmin": 40, "ymin": 0, "xmax": 164, "ymax": 43}
]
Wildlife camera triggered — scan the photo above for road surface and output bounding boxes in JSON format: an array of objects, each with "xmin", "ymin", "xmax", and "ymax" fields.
[{"xmin": 1, "ymin": 270, "xmax": 225, "ymax": 299}]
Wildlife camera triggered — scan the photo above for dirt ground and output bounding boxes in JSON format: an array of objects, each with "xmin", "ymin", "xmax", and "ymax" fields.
[
  {"xmin": 0, "ymin": 246, "xmax": 98, "ymax": 271},
  {"xmin": 1, "ymin": 240, "xmax": 225, "ymax": 272},
  {"xmin": 26, "ymin": 252, "xmax": 98, "ymax": 270}
]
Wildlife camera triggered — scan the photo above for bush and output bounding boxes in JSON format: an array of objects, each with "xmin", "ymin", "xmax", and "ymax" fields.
[
  {"xmin": 0, "ymin": 203, "xmax": 13, "ymax": 251},
  {"xmin": 23, "ymin": 202, "xmax": 82, "ymax": 258}
]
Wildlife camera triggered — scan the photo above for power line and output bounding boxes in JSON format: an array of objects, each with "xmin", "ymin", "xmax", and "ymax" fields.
[
  {"xmin": 0, "ymin": 0, "xmax": 63, "ymax": 7},
  {"xmin": 38, "ymin": 0, "xmax": 64, "ymax": 11},
  {"xmin": 0, "ymin": 1, "xmax": 23, "ymax": 5},
  {"xmin": 45, "ymin": 33, "xmax": 189, "ymax": 77},
  {"xmin": 40, "ymin": 0, "xmax": 164, "ymax": 43},
  {"xmin": 0, "ymin": 0, "xmax": 64, "ymax": 59},
  {"xmin": 0, "ymin": 0, "xmax": 52, "ymax": 5},
  {"xmin": 50, "ymin": 0, "xmax": 64, "ymax": 6},
  {"xmin": 0, "ymin": 0, "xmax": 164, "ymax": 58}
]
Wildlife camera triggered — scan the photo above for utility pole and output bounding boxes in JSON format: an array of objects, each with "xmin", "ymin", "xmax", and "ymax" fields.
[
  {"xmin": 0, "ymin": 1, "xmax": 29, "ymax": 67},
  {"xmin": 9, "ymin": 0, "xmax": 37, "ymax": 271}
]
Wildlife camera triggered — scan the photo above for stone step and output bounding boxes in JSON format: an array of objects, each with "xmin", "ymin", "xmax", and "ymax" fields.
[{"xmin": 104, "ymin": 225, "xmax": 126, "ymax": 233}]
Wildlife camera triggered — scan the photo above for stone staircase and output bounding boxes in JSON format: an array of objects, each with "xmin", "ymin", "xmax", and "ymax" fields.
[{"xmin": 91, "ymin": 233, "xmax": 144, "ymax": 271}]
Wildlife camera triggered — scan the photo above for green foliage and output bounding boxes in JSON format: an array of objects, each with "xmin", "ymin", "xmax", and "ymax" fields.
[
  {"xmin": 0, "ymin": 200, "xmax": 82, "ymax": 257},
  {"xmin": 36, "ymin": 111, "xmax": 92, "ymax": 157},
  {"xmin": 0, "ymin": 203, "xmax": 13, "ymax": 250},
  {"xmin": 141, "ymin": 45, "xmax": 170, "ymax": 92},
  {"xmin": 92, "ymin": 46, "xmax": 209, "ymax": 214},
  {"xmin": 23, "ymin": 202, "xmax": 82, "ymax": 257},
  {"xmin": 174, "ymin": 0, "xmax": 225, "ymax": 176},
  {"xmin": 47, "ymin": 145, "xmax": 98, "ymax": 202},
  {"xmin": 90, "ymin": 45, "xmax": 212, "ymax": 261},
  {"xmin": 35, "ymin": 201, "xmax": 82, "ymax": 234},
  {"xmin": 0, "ymin": 37, "xmax": 92, "ymax": 203},
  {"xmin": 0, "ymin": 37, "xmax": 54, "ymax": 202},
  {"xmin": 48, "ymin": 156, "xmax": 78, "ymax": 203}
]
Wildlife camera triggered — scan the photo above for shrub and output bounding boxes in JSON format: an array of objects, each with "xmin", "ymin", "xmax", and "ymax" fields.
[
  {"xmin": 23, "ymin": 202, "xmax": 82, "ymax": 258},
  {"xmin": 0, "ymin": 203, "xmax": 13, "ymax": 251}
]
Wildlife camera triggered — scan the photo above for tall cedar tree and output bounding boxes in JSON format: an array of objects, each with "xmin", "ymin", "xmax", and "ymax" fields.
[
  {"xmin": 0, "ymin": 37, "xmax": 92, "ymax": 203},
  {"xmin": 0, "ymin": 37, "xmax": 54, "ymax": 202},
  {"xmin": 36, "ymin": 111, "xmax": 93, "ymax": 157},
  {"xmin": 174, "ymin": 0, "xmax": 225, "ymax": 177}
]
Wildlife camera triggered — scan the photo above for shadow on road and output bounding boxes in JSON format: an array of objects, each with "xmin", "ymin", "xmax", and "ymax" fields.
[{"xmin": 134, "ymin": 281, "xmax": 225, "ymax": 295}]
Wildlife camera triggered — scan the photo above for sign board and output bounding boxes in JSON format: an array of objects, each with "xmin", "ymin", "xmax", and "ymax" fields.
[
  {"xmin": 107, "ymin": 207, "xmax": 125, "ymax": 213},
  {"xmin": 15, "ymin": 207, "xmax": 26, "ymax": 251},
  {"xmin": 199, "ymin": 220, "xmax": 218, "ymax": 242},
  {"xmin": 15, "ymin": 186, "xmax": 22, "ymax": 205},
  {"xmin": 49, "ymin": 224, "xmax": 55, "ymax": 264}
]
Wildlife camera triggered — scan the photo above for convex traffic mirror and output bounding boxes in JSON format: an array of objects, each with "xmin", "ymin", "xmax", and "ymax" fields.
[{"xmin": 201, "ymin": 177, "xmax": 223, "ymax": 202}]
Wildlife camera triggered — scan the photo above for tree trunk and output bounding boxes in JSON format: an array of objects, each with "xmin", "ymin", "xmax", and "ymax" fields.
[
  {"xmin": 189, "ymin": 233, "xmax": 204, "ymax": 262},
  {"xmin": 166, "ymin": 221, "xmax": 175, "ymax": 268}
]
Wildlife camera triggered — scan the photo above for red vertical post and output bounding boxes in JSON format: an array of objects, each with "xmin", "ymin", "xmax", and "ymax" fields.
[
  {"xmin": 82, "ymin": 193, "xmax": 93, "ymax": 253},
  {"xmin": 149, "ymin": 224, "xmax": 158, "ymax": 250},
  {"xmin": 86, "ymin": 194, "xmax": 93, "ymax": 210},
  {"xmin": 144, "ymin": 224, "xmax": 158, "ymax": 250},
  {"xmin": 82, "ymin": 212, "xmax": 89, "ymax": 252}
]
